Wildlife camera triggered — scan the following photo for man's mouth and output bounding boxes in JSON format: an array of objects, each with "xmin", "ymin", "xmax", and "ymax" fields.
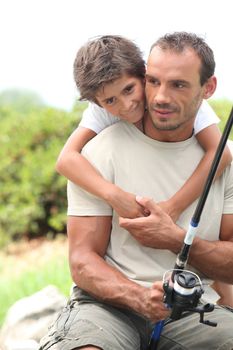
[
  {"xmin": 153, "ymin": 109, "xmax": 175, "ymax": 118},
  {"xmin": 154, "ymin": 108, "xmax": 174, "ymax": 114}
]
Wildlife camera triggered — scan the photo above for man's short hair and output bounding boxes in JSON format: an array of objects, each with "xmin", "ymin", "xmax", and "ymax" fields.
[
  {"xmin": 150, "ymin": 32, "xmax": 215, "ymax": 85},
  {"xmin": 73, "ymin": 35, "xmax": 145, "ymax": 104}
]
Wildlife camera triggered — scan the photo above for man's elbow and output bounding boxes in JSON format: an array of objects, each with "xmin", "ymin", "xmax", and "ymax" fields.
[{"xmin": 69, "ymin": 250, "xmax": 90, "ymax": 285}]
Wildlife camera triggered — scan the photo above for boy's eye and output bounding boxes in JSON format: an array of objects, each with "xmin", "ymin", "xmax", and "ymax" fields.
[
  {"xmin": 124, "ymin": 85, "xmax": 134, "ymax": 93},
  {"xmin": 105, "ymin": 97, "xmax": 115, "ymax": 105}
]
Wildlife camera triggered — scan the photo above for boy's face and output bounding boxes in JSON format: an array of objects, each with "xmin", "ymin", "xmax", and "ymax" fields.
[{"xmin": 95, "ymin": 74, "xmax": 146, "ymax": 124}]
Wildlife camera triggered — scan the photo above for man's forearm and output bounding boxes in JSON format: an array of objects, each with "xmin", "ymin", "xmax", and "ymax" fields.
[
  {"xmin": 189, "ymin": 238, "xmax": 233, "ymax": 283},
  {"xmin": 67, "ymin": 215, "xmax": 170, "ymax": 322},
  {"xmin": 167, "ymin": 228, "xmax": 233, "ymax": 283},
  {"xmin": 70, "ymin": 250, "xmax": 147, "ymax": 315},
  {"xmin": 164, "ymin": 225, "xmax": 233, "ymax": 283}
]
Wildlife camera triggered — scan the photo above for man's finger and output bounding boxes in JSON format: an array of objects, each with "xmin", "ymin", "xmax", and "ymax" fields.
[
  {"xmin": 119, "ymin": 216, "xmax": 143, "ymax": 228},
  {"xmin": 136, "ymin": 196, "xmax": 157, "ymax": 212}
]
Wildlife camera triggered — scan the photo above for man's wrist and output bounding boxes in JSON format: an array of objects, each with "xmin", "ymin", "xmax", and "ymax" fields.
[{"xmin": 171, "ymin": 225, "xmax": 186, "ymax": 254}]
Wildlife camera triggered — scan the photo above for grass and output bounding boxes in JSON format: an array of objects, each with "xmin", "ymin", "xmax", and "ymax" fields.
[{"xmin": 0, "ymin": 237, "xmax": 72, "ymax": 327}]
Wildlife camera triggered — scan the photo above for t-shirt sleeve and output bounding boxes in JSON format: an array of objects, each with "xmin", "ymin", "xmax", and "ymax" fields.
[
  {"xmin": 67, "ymin": 180, "xmax": 113, "ymax": 216},
  {"xmin": 194, "ymin": 100, "xmax": 220, "ymax": 135},
  {"xmin": 79, "ymin": 102, "xmax": 120, "ymax": 134}
]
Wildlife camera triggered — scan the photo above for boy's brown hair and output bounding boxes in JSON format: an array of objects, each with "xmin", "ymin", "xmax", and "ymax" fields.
[{"xmin": 73, "ymin": 35, "xmax": 145, "ymax": 104}]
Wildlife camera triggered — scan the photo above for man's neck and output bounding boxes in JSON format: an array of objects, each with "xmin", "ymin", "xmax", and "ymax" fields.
[{"xmin": 143, "ymin": 111, "xmax": 194, "ymax": 142}]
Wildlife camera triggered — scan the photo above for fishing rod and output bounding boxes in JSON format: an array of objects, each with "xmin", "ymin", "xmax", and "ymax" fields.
[
  {"xmin": 148, "ymin": 106, "xmax": 233, "ymax": 350},
  {"xmin": 172, "ymin": 105, "xmax": 233, "ymax": 277}
]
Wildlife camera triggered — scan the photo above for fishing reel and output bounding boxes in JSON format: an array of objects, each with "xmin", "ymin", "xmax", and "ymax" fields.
[{"xmin": 163, "ymin": 269, "xmax": 217, "ymax": 327}]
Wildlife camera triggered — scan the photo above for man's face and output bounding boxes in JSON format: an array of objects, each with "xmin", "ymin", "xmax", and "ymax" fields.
[
  {"xmin": 95, "ymin": 74, "xmax": 146, "ymax": 124},
  {"xmin": 145, "ymin": 46, "xmax": 215, "ymax": 141}
]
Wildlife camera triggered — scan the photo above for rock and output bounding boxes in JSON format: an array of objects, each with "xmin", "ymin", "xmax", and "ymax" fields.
[{"xmin": 0, "ymin": 285, "xmax": 67, "ymax": 350}]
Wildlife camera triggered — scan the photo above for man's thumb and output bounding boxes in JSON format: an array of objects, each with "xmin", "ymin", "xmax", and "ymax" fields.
[{"xmin": 135, "ymin": 196, "xmax": 154, "ymax": 211}]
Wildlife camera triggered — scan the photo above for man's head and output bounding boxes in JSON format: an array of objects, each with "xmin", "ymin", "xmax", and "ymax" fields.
[
  {"xmin": 145, "ymin": 32, "xmax": 217, "ymax": 141},
  {"xmin": 150, "ymin": 32, "xmax": 215, "ymax": 86},
  {"xmin": 73, "ymin": 35, "xmax": 145, "ymax": 104}
]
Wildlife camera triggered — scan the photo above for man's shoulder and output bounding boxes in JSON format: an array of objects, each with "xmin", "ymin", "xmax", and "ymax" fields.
[
  {"xmin": 82, "ymin": 121, "xmax": 134, "ymax": 155},
  {"xmin": 87, "ymin": 121, "xmax": 133, "ymax": 144}
]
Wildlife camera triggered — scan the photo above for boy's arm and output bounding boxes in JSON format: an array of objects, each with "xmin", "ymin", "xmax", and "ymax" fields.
[
  {"xmin": 56, "ymin": 127, "xmax": 145, "ymax": 218},
  {"xmin": 56, "ymin": 126, "xmax": 97, "ymax": 181},
  {"xmin": 159, "ymin": 124, "xmax": 232, "ymax": 221}
]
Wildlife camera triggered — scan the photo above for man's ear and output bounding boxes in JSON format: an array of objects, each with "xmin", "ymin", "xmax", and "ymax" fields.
[{"xmin": 203, "ymin": 76, "xmax": 217, "ymax": 99}]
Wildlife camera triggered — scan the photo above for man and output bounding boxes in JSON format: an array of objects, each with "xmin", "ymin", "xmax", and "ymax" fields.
[{"xmin": 40, "ymin": 32, "xmax": 233, "ymax": 350}]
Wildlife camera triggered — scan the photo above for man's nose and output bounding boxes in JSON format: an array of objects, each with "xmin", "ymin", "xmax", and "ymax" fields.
[{"xmin": 153, "ymin": 86, "xmax": 171, "ymax": 105}]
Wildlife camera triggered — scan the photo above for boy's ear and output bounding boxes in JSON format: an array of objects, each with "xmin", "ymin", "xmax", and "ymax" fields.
[{"xmin": 203, "ymin": 75, "xmax": 217, "ymax": 99}]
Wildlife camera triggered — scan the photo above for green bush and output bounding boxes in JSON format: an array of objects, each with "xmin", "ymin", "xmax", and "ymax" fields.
[
  {"xmin": 209, "ymin": 99, "xmax": 233, "ymax": 139},
  {"xmin": 0, "ymin": 102, "xmax": 87, "ymax": 246},
  {"xmin": 0, "ymin": 94, "xmax": 232, "ymax": 247}
]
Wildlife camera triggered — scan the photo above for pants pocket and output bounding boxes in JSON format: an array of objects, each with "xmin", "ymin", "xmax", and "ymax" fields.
[{"xmin": 39, "ymin": 300, "xmax": 78, "ymax": 349}]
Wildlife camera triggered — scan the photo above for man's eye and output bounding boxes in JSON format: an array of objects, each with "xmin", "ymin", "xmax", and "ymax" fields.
[
  {"xmin": 174, "ymin": 82, "xmax": 185, "ymax": 88},
  {"xmin": 147, "ymin": 78, "xmax": 159, "ymax": 86}
]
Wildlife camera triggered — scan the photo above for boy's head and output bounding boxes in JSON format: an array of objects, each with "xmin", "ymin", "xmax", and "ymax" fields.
[{"xmin": 73, "ymin": 35, "xmax": 145, "ymax": 104}]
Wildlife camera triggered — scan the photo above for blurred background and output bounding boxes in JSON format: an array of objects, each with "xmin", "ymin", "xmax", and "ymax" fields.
[
  {"xmin": 0, "ymin": 0, "xmax": 232, "ymax": 332},
  {"xmin": 1, "ymin": 0, "xmax": 233, "ymax": 109}
]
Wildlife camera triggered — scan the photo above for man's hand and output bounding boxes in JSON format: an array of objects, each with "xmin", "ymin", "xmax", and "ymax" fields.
[
  {"xmin": 140, "ymin": 281, "xmax": 170, "ymax": 322},
  {"xmin": 119, "ymin": 196, "xmax": 185, "ymax": 251},
  {"xmin": 107, "ymin": 186, "xmax": 149, "ymax": 218}
]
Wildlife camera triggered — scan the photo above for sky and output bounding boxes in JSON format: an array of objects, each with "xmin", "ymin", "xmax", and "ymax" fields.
[{"xmin": 0, "ymin": 0, "xmax": 232, "ymax": 110}]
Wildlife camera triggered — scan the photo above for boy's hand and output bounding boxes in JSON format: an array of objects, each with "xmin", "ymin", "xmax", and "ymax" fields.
[
  {"xmin": 107, "ymin": 186, "xmax": 149, "ymax": 218},
  {"xmin": 158, "ymin": 199, "xmax": 180, "ymax": 222},
  {"xmin": 119, "ymin": 196, "xmax": 184, "ymax": 251}
]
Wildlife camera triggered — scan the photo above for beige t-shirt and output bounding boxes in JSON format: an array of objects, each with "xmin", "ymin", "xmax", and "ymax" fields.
[{"xmin": 68, "ymin": 122, "xmax": 233, "ymax": 289}]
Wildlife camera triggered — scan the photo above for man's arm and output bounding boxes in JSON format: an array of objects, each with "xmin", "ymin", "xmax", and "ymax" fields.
[
  {"xmin": 119, "ymin": 197, "xmax": 233, "ymax": 284},
  {"xmin": 189, "ymin": 213, "xmax": 233, "ymax": 283},
  {"xmin": 67, "ymin": 215, "xmax": 170, "ymax": 322}
]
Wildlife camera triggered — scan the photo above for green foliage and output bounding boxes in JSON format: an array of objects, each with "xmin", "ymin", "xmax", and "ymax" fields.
[
  {"xmin": 209, "ymin": 99, "xmax": 233, "ymax": 139},
  {"xmin": 0, "ymin": 98, "xmax": 87, "ymax": 245},
  {"xmin": 0, "ymin": 90, "xmax": 232, "ymax": 246}
]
